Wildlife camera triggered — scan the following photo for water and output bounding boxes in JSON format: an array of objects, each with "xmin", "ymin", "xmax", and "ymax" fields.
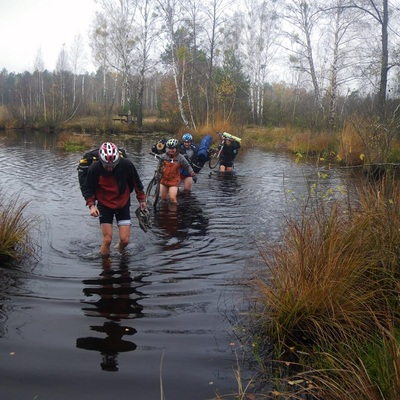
[{"xmin": 0, "ymin": 131, "xmax": 351, "ymax": 400}]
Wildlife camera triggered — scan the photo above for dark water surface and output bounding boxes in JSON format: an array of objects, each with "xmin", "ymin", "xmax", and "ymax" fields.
[{"xmin": 0, "ymin": 131, "xmax": 350, "ymax": 400}]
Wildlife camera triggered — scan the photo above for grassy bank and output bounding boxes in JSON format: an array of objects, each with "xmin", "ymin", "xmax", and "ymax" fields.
[
  {"xmin": 2, "ymin": 110, "xmax": 398, "ymax": 167},
  {"xmin": 241, "ymin": 176, "xmax": 400, "ymax": 399},
  {"xmin": 0, "ymin": 193, "xmax": 40, "ymax": 265}
]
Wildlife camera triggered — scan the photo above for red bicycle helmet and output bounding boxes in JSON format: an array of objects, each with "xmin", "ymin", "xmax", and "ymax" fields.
[{"xmin": 99, "ymin": 142, "xmax": 120, "ymax": 167}]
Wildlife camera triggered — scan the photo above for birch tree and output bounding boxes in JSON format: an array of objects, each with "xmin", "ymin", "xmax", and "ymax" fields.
[
  {"xmin": 92, "ymin": 0, "xmax": 138, "ymax": 117},
  {"xmin": 240, "ymin": 0, "xmax": 279, "ymax": 125},
  {"xmin": 203, "ymin": 0, "xmax": 232, "ymax": 125},
  {"xmin": 69, "ymin": 34, "xmax": 86, "ymax": 115},
  {"xmin": 90, "ymin": 12, "xmax": 112, "ymax": 110},
  {"xmin": 344, "ymin": 0, "xmax": 390, "ymax": 118},
  {"xmin": 282, "ymin": 0, "xmax": 324, "ymax": 124},
  {"xmin": 33, "ymin": 49, "xmax": 47, "ymax": 122},
  {"xmin": 55, "ymin": 44, "xmax": 70, "ymax": 120},
  {"xmin": 321, "ymin": 0, "xmax": 366, "ymax": 130},
  {"xmin": 135, "ymin": 0, "xmax": 159, "ymax": 127},
  {"xmin": 157, "ymin": 0, "xmax": 190, "ymax": 127}
]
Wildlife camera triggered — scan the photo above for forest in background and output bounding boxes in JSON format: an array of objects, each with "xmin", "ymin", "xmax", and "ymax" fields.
[{"xmin": 0, "ymin": 0, "xmax": 400, "ymax": 142}]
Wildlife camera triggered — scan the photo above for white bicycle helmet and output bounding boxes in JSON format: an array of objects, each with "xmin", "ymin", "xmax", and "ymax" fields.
[
  {"xmin": 99, "ymin": 142, "xmax": 120, "ymax": 167},
  {"xmin": 166, "ymin": 139, "xmax": 179, "ymax": 149}
]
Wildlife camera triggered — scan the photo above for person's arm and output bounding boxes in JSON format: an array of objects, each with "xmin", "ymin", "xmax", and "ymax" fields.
[
  {"xmin": 178, "ymin": 154, "xmax": 195, "ymax": 176},
  {"xmin": 129, "ymin": 162, "xmax": 147, "ymax": 209},
  {"xmin": 82, "ymin": 163, "xmax": 100, "ymax": 216}
]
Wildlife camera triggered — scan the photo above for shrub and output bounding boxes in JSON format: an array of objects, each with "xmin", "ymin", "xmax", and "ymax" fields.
[{"xmin": 0, "ymin": 193, "xmax": 40, "ymax": 264}]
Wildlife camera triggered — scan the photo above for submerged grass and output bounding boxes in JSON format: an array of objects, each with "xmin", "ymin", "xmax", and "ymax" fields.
[
  {"xmin": 0, "ymin": 193, "xmax": 40, "ymax": 264},
  {"xmin": 242, "ymin": 175, "xmax": 400, "ymax": 399}
]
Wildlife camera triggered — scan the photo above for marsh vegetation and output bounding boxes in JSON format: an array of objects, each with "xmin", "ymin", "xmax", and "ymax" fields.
[{"xmin": 239, "ymin": 176, "xmax": 400, "ymax": 399}]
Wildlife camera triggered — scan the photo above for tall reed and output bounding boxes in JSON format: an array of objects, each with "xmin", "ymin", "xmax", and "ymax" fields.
[
  {"xmin": 245, "ymin": 175, "xmax": 400, "ymax": 399},
  {"xmin": 0, "ymin": 193, "xmax": 39, "ymax": 264}
]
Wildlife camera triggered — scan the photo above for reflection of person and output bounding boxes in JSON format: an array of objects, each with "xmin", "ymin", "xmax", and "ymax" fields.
[
  {"xmin": 76, "ymin": 321, "xmax": 137, "ymax": 372},
  {"xmin": 155, "ymin": 195, "xmax": 209, "ymax": 250},
  {"xmin": 219, "ymin": 137, "xmax": 240, "ymax": 172},
  {"xmin": 160, "ymin": 139, "xmax": 195, "ymax": 203},
  {"xmin": 178, "ymin": 133, "xmax": 198, "ymax": 191},
  {"xmin": 81, "ymin": 142, "xmax": 147, "ymax": 256},
  {"xmin": 77, "ymin": 256, "xmax": 146, "ymax": 371}
]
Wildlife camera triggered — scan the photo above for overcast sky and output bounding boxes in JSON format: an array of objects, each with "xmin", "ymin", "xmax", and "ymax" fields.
[{"xmin": 0, "ymin": 0, "xmax": 98, "ymax": 73}]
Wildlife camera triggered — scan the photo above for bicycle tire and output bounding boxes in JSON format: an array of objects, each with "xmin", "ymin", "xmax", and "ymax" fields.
[
  {"xmin": 208, "ymin": 151, "xmax": 220, "ymax": 169},
  {"xmin": 146, "ymin": 177, "xmax": 160, "ymax": 208}
]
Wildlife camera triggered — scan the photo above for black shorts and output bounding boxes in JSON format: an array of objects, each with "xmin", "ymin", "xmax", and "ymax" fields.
[
  {"xmin": 219, "ymin": 160, "xmax": 234, "ymax": 168},
  {"xmin": 97, "ymin": 200, "xmax": 131, "ymax": 226}
]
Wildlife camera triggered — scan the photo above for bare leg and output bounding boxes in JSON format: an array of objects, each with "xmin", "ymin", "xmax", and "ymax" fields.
[
  {"xmin": 160, "ymin": 183, "xmax": 169, "ymax": 201},
  {"xmin": 115, "ymin": 225, "xmax": 131, "ymax": 252},
  {"xmin": 169, "ymin": 186, "xmax": 179, "ymax": 203},
  {"xmin": 100, "ymin": 223, "xmax": 113, "ymax": 256},
  {"xmin": 183, "ymin": 176, "xmax": 193, "ymax": 191}
]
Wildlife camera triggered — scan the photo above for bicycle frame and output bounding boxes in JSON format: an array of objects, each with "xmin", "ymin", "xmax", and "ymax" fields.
[
  {"xmin": 146, "ymin": 152, "xmax": 163, "ymax": 208},
  {"xmin": 208, "ymin": 132, "xmax": 226, "ymax": 169}
]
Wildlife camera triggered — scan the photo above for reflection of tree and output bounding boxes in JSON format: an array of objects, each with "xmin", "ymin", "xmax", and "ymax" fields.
[{"xmin": 76, "ymin": 255, "xmax": 149, "ymax": 372}]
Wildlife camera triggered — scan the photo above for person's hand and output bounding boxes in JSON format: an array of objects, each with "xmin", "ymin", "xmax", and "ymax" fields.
[
  {"xmin": 139, "ymin": 201, "xmax": 147, "ymax": 210},
  {"xmin": 89, "ymin": 204, "xmax": 100, "ymax": 217}
]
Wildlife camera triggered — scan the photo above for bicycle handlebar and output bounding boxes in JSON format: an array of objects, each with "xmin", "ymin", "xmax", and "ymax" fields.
[{"xmin": 149, "ymin": 152, "xmax": 163, "ymax": 161}]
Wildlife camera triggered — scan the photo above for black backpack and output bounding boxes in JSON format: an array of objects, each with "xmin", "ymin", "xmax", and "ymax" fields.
[{"xmin": 77, "ymin": 147, "xmax": 127, "ymax": 192}]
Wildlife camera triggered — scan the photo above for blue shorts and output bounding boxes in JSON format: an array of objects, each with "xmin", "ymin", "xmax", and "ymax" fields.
[
  {"xmin": 97, "ymin": 200, "xmax": 131, "ymax": 226},
  {"xmin": 180, "ymin": 168, "xmax": 190, "ymax": 178}
]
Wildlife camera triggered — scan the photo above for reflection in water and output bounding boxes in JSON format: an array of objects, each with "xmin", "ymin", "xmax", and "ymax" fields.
[
  {"xmin": 76, "ymin": 255, "xmax": 149, "ymax": 371},
  {"xmin": 153, "ymin": 193, "xmax": 209, "ymax": 250}
]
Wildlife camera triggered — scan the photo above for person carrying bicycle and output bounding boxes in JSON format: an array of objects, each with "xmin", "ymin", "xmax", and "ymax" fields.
[
  {"xmin": 219, "ymin": 135, "xmax": 241, "ymax": 172},
  {"xmin": 160, "ymin": 139, "xmax": 196, "ymax": 203},
  {"xmin": 178, "ymin": 133, "xmax": 198, "ymax": 191}
]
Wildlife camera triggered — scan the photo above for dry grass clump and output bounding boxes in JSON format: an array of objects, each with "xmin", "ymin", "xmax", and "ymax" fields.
[
  {"xmin": 244, "ymin": 176, "xmax": 400, "ymax": 399},
  {"xmin": 287, "ymin": 130, "xmax": 340, "ymax": 160},
  {"xmin": 0, "ymin": 193, "xmax": 40, "ymax": 264}
]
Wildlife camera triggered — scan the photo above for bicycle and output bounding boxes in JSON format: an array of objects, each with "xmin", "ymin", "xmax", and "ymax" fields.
[
  {"xmin": 146, "ymin": 152, "xmax": 163, "ymax": 208},
  {"xmin": 208, "ymin": 132, "xmax": 242, "ymax": 169}
]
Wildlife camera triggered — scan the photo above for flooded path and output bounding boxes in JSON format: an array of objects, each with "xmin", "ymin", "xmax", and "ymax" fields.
[{"xmin": 0, "ymin": 131, "xmax": 350, "ymax": 399}]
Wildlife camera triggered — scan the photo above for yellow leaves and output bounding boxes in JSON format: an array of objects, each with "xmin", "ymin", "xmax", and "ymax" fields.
[
  {"xmin": 360, "ymin": 153, "xmax": 365, "ymax": 160},
  {"xmin": 216, "ymin": 77, "xmax": 237, "ymax": 103},
  {"xmin": 317, "ymin": 172, "xmax": 328, "ymax": 179}
]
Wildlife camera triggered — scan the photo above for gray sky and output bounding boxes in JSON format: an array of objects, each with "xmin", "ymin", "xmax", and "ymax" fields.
[{"xmin": 0, "ymin": 0, "xmax": 98, "ymax": 73}]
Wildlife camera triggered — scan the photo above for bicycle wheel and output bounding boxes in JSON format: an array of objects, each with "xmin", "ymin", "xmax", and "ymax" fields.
[
  {"xmin": 208, "ymin": 150, "xmax": 220, "ymax": 169},
  {"xmin": 146, "ymin": 177, "xmax": 160, "ymax": 208},
  {"xmin": 208, "ymin": 149, "xmax": 220, "ymax": 169}
]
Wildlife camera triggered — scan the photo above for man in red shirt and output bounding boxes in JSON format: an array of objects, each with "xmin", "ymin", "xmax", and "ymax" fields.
[{"xmin": 82, "ymin": 142, "xmax": 147, "ymax": 257}]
